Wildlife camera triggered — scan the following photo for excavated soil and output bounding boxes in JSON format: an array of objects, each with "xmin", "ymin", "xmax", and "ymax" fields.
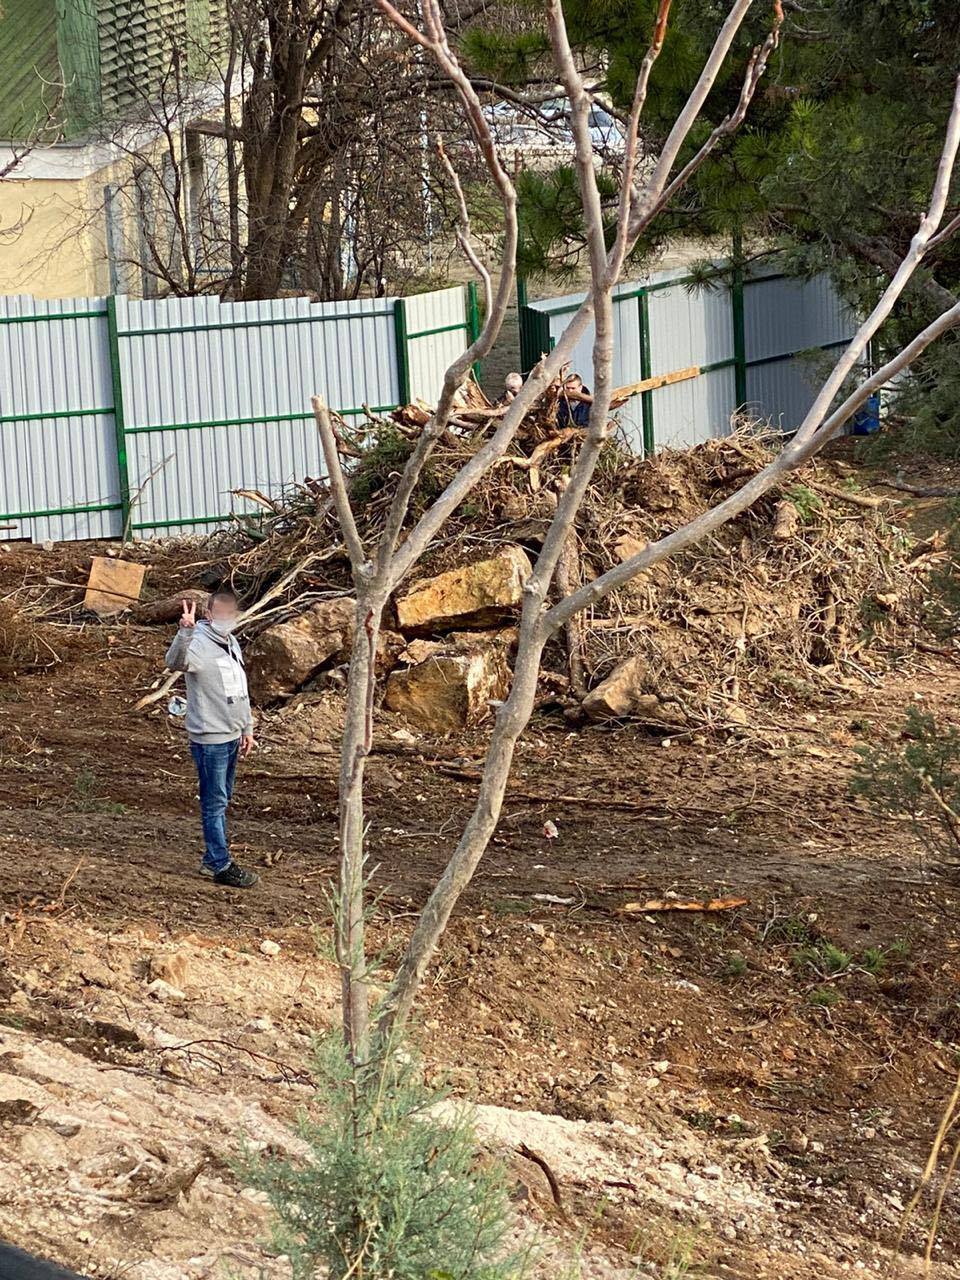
[{"xmin": 1, "ymin": 476, "xmax": 960, "ymax": 1279}]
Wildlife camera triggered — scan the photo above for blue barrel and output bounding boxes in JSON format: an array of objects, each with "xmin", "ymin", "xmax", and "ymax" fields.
[{"xmin": 851, "ymin": 393, "xmax": 881, "ymax": 435}]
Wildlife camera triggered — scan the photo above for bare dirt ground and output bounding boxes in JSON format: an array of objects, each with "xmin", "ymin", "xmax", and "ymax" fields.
[{"xmin": 2, "ymin": 484, "xmax": 960, "ymax": 1279}]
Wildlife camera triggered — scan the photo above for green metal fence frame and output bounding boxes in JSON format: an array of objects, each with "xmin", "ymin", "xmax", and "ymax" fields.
[
  {"xmin": 1, "ymin": 288, "xmax": 472, "ymax": 535},
  {"xmin": 518, "ymin": 277, "xmax": 552, "ymax": 374},
  {"xmin": 0, "ymin": 305, "xmax": 125, "ymax": 528},
  {"xmin": 516, "ymin": 265, "xmax": 856, "ymax": 455},
  {"xmin": 115, "ymin": 300, "xmax": 410, "ymax": 531},
  {"xmin": 106, "ymin": 297, "xmax": 132, "ymax": 523},
  {"xmin": 466, "ymin": 280, "xmax": 482, "ymax": 380},
  {"xmin": 393, "ymin": 286, "xmax": 474, "ymax": 404},
  {"xmin": 393, "ymin": 298, "xmax": 411, "ymax": 404}
]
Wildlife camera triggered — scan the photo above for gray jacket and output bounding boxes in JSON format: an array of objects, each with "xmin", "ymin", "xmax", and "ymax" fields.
[{"xmin": 164, "ymin": 621, "xmax": 253, "ymax": 744}]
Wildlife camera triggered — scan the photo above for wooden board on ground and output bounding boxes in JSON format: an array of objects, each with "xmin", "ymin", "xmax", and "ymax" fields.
[
  {"xmin": 619, "ymin": 895, "xmax": 749, "ymax": 915},
  {"xmin": 83, "ymin": 555, "xmax": 147, "ymax": 616}
]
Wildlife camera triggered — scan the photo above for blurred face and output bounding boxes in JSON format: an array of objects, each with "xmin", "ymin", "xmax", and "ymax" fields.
[
  {"xmin": 505, "ymin": 373, "xmax": 523, "ymax": 394},
  {"xmin": 206, "ymin": 593, "xmax": 239, "ymax": 633},
  {"xmin": 564, "ymin": 375, "xmax": 582, "ymax": 393}
]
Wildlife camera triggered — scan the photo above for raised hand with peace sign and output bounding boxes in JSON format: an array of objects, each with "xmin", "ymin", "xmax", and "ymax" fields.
[{"xmin": 179, "ymin": 598, "xmax": 197, "ymax": 629}]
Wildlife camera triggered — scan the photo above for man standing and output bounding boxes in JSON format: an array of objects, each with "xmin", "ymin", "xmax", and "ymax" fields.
[{"xmin": 165, "ymin": 590, "xmax": 258, "ymax": 888}]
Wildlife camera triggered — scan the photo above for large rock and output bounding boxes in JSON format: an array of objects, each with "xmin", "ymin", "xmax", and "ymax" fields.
[
  {"xmin": 384, "ymin": 633, "xmax": 512, "ymax": 733},
  {"xmin": 246, "ymin": 597, "xmax": 355, "ymax": 701},
  {"xmin": 395, "ymin": 546, "xmax": 531, "ymax": 631},
  {"xmin": 150, "ymin": 950, "xmax": 192, "ymax": 992},
  {"xmin": 581, "ymin": 656, "xmax": 666, "ymax": 722}
]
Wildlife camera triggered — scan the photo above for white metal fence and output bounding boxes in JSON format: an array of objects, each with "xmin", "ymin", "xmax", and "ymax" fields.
[
  {"xmin": 519, "ymin": 263, "xmax": 856, "ymax": 453},
  {"xmin": 0, "ymin": 284, "xmax": 475, "ymax": 544},
  {"xmin": 2, "ymin": 266, "xmax": 857, "ymax": 547}
]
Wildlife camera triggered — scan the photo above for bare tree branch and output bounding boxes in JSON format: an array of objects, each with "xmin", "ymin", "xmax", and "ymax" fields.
[
  {"xmin": 373, "ymin": 0, "xmax": 519, "ymax": 569},
  {"xmin": 312, "ymin": 395, "xmax": 368, "ymax": 577},
  {"xmin": 642, "ymin": 8, "xmax": 785, "ymax": 226},
  {"xmin": 435, "ymin": 135, "xmax": 492, "ymax": 318}
]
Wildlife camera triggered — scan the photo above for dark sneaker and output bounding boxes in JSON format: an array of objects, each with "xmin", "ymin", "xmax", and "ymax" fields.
[
  {"xmin": 198, "ymin": 863, "xmax": 215, "ymax": 879},
  {"xmin": 213, "ymin": 862, "xmax": 259, "ymax": 889}
]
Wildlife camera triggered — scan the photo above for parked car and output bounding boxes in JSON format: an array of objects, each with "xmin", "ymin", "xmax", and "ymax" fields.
[{"xmin": 481, "ymin": 96, "xmax": 624, "ymax": 159}]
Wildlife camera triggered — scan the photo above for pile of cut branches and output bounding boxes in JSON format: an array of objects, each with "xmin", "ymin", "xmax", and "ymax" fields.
[{"xmin": 133, "ymin": 384, "xmax": 933, "ymax": 726}]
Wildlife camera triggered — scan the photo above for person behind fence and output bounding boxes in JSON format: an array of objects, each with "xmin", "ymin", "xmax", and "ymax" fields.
[
  {"xmin": 557, "ymin": 372, "xmax": 593, "ymax": 428},
  {"xmin": 498, "ymin": 371, "xmax": 524, "ymax": 405},
  {"xmin": 165, "ymin": 591, "xmax": 259, "ymax": 889}
]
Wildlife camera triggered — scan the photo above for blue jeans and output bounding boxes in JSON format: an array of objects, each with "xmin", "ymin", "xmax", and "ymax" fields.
[{"xmin": 190, "ymin": 739, "xmax": 240, "ymax": 873}]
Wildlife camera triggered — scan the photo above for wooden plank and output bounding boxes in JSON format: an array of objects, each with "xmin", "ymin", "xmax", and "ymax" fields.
[
  {"xmin": 610, "ymin": 365, "xmax": 700, "ymax": 406},
  {"xmin": 83, "ymin": 555, "xmax": 147, "ymax": 616}
]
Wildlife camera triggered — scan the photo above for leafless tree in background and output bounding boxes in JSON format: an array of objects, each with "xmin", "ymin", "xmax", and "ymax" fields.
[
  {"xmin": 75, "ymin": 1, "xmax": 471, "ymax": 299},
  {"xmin": 0, "ymin": 79, "xmax": 65, "ymax": 245}
]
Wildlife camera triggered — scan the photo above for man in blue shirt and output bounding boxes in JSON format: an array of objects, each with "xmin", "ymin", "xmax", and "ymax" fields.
[{"xmin": 557, "ymin": 373, "xmax": 593, "ymax": 428}]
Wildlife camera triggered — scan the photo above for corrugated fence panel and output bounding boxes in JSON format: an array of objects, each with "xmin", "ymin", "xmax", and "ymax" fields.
[
  {"xmin": 546, "ymin": 304, "xmax": 590, "ymax": 380},
  {"xmin": 746, "ymin": 358, "xmax": 824, "ymax": 433},
  {"xmin": 647, "ymin": 281, "xmax": 734, "ymax": 374},
  {"xmin": 744, "ymin": 272, "xmax": 852, "ymax": 362},
  {"xmin": 0, "ymin": 285, "xmax": 466, "ymax": 544},
  {"xmin": 115, "ymin": 293, "xmax": 404, "ymax": 536},
  {"xmin": 652, "ymin": 368, "xmax": 738, "ymax": 450},
  {"xmin": 647, "ymin": 279, "xmax": 737, "ymax": 449},
  {"xmin": 611, "ymin": 286, "xmax": 644, "ymax": 386},
  {"xmin": 0, "ymin": 296, "xmax": 121, "ymax": 543},
  {"xmin": 608, "ymin": 289, "xmax": 645, "ymax": 449},
  {"xmin": 404, "ymin": 286, "xmax": 468, "ymax": 403},
  {"xmin": 529, "ymin": 263, "xmax": 856, "ymax": 452},
  {"xmin": 744, "ymin": 272, "xmax": 855, "ymax": 429}
]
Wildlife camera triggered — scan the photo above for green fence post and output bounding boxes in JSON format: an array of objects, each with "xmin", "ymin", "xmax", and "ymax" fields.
[
  {"xmin": 638, "ymin": 288, "xmax": 655, "ymax": 456},
  {"xmin": 517, "ymin": 277, "xmax": 553, "ymax": 375},
  {"xmin": 731, "ymin": 231, "xmax": 747, "ymax": 411},
  {"xmin": 393, "ymin": 297, "xmax": 410, "ymax": 404},
  {"xmin": 517, "ymin": 275, "xmax": 528, "ymax": 370},
  {"xmin": 105, "ymin": 296, "xmax": 131, "ymax": 530},
  {"xmin": 517, "ymin": 276, "xmax": 532, "ymax": 372},
  {"xmin": 466, "ymin": 280, "xmax": 482, "ymax": 381}
]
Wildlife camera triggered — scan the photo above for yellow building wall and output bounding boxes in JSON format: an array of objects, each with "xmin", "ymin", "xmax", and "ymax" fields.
[
  {"xmin": 0, "ymin": 171, "xmax": 114, "ymax": 298},
  {"xmin": 0, "ymin": 128, "xmax": 235, "ymax": 299}
]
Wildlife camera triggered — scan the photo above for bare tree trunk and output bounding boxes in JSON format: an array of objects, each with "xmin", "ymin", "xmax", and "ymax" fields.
[
  {"xmin": 336, "ymin": 592, "xmax": 382, "ymax": 1061},
  {"xmin": 374, "ymin": 624, "xmax": 545, "ymax": 1037},
  {"xmin": 313, "ymin": 396, "xmax": 378, "ymax": 1060}
]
